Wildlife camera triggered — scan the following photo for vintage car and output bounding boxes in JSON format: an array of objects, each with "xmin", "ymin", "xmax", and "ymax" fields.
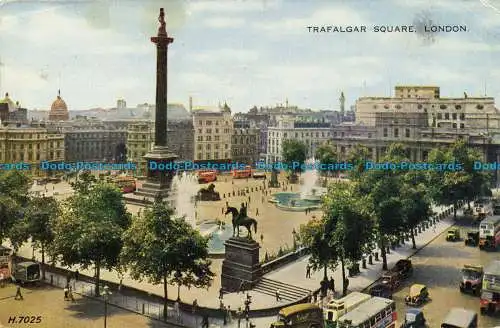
[
  {"xmin": 400, "ymin": 308, "xmax": 427, "ymax": 328},
  {"xmin": 369, "ymin": 283, "xmax": 392, "ymax": 299},
  {"xmin": 446, "ymin": 228, "xmax": 461, "ymax": 242},
  {"xmin": 405, "ymin": 284, "xmax": 429, "ymax": 306},
  {"xmin": 464, "ymin": 231, "xmax": 480, "ymax": 247},
  {"xmin": 380, "ymin": 271, "xmax": 400, "ymax": 291},
  {"xmin": 459, "ymin": 265, "xmax": 483, "ymax": 295}
]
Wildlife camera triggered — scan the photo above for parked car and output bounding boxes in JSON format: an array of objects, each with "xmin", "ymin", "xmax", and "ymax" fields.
[
  {"xmin": 400, "ymin": 308, "xmax": 427, "ymax": 328},
  {"xmin": 446, "ymin": 228, "xmax": 460, "ymax": 242},
  {"xmin": 465, "ymin": 231, "xmax": 479, "ymax": 247}
]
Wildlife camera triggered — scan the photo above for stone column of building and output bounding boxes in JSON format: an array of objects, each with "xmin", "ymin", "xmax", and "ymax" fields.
[{"xmin": 135, "ymin": 8, "xmax": 178, "ymax": 199}]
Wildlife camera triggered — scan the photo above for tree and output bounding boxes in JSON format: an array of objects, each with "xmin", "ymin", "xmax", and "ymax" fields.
[
  {"xmin": 298, "ymin": 216, "xmax": 338, "ymax": 283},
  {"xmin": 359, "ymin": 144, "xmax": 408, "ymax": 270},
  {"xmin": 121, "ymin": 199, "xmax": 213, "ymax": 321},
  {"xmin": 50, "ymin": 182, "xmax": 131, "ymax": 296},
  {"xmin": 11, "ymin": 196, "xmax": 58, "ymax": 280},
  {"xmin": 400, "ymin": 181, "xmax": 431, "ymax": 249},
  {"xmin": 0, "ymin": 171, "xmax": 31, "ymax": 244},
  {"xmin": 345, "ymin": 144, "xmax": 371, "ymax": 181},
  {"xmin": 325, "ymin": 182, "xmax": 374, "ymax": 295},
  {"xmin": 282, "ymin": 139, "xmax": 308, "ymax": 180},
  {"xmin": 315, "ymin": 142, "xmax": 337, "ymax": 178},
  {"xmin": 427, "ymin": 140, "xmax": 491, "ymax": 218},
  {"xmin": 69, "ymin": 170, "xmax": 97, "ymax": 195}
]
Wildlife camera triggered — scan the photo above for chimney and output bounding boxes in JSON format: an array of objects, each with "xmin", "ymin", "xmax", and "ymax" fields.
[{"xmin": 189, "ymin": 96, "xmax": 193, "ymax": 112}]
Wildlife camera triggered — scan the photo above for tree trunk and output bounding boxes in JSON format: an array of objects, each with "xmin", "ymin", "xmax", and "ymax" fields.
[
  {"xmin": 341, "ymin": 258, "xmax": 346, "ymax": 296},
  {"xmin": 323, "ymin": 264, "xmax": 328, "ymax": 281},
  {"xmin": 453, "ymin": 201, "xmax": 457, "ymax": 219},
  {"xmin": 95, "ymin": 260, "xmax": 101, "ymax": 297},
  {"xmin": 177, "ymin": 283, "xmax": 181, "ymax": 301},
  {"xmin": 163, "ymin": 275, "xmax": 168, "ymax": 321},
  {"xmin": 380, "ymin": 238, "xmax": 388, "ymax": 270},
  {"xmin": 411, "ymin": 229, "xmax": 416, "ymax": 249},
  {"xmin": 41, "ymin": 244, "xmax": 46, "ymax": 280},
  {"xmin": 468, "ymin": 200, "xmax": 471, "ymax": 210}
]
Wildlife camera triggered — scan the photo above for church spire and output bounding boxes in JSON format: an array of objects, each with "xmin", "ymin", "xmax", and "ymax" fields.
[{"xmin": 58, "ymin": 89, "xmax": 61, "ymax": 98}]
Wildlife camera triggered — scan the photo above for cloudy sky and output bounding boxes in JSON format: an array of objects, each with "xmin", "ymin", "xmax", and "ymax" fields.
[{"xmin": 0, "ymin": 0, "xmax": 499, "ymax": 112}]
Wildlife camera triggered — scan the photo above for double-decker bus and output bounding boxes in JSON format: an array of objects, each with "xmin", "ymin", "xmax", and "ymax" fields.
[
  {"xmin": 479, "ymin": 216, "xmax": 500, "ymax": 250},
  {"xmin": 337, "ymin": 297, "xmax": 397, "ymax": 328},
  {"xmin": 0, "ymin": 245, "xmax": 12, "ymax": 281},
  {"xmin": 197, "ymin": 170, "xmax": 217, "ymax": 184},
  {"xmin": 473, "ymin": 198, "xmax": 493, "ymax": 220},
  {"xmin": 324, "ymin": 292, "xmax": 371, "ymax": 326},
  {"xmin": 232, "ymin": 165, "xmax": 252, "ymax": 179},
  {"xmin": 111, "ymin": 176, "xmax": 136, "ymax": 193}
]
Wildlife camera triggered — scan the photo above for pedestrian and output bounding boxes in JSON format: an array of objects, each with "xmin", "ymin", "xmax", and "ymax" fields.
[
  {"xmin": 219, "ymin": 287, "xmax": 224, "ymax": 300},
  {"xmin": 276, "ymin": 289, "xmax": 281, "ymax": 302},
  {"xmin": 237, "ymin": 307, "xmax": 242, "ymax": 328},
  {"xmin": 0, "ymin": 272, "xmax": 4, "ymax": 288},
  {"xmin": 223, "ymin": 305, "xmax": 227, "ymax": 325},
  {"xmin": 256, "ymin": 208, "xmax": 259, "ymax": 216},
  {"xmin": 174, "ymin": 300, "xmax": 180, "ymax": 322},
  {"xmin": 74, "ymin": 270, "xmax": 79, "ymax": 281},
  {"xmin": 248, "ymin": 196, "xmax": 251, "ymax": 203},
  {"xmin": 68, "ymin": 286, "xmax": 75, "ymax": 302},
  {"xmin": 64, "ymin": 285, "xmax": 69, "ymax": 300},
  {"xmin": 329, "ymin": 277, "xmax": 335, "ymax": 293},
  {"xmin": 344, "ymin": 277, "xmax": 349, "ymax": 291},
  {"xmin": 201, "ymin": 314, "xmax": 209, "ymax": 328},
  {"xmin": 15, "ymin": 285, "xmax": 23, "ymax": 300},
  {"xmin": 227, "ymin": 305, "xmax": 232, "ymax": 323},
  {"xmin": 306, "ymin": 264, "xmax": 311, "ymax": 278},
  {"xmin": 220, "ymin": 299, "xmax": 224, "ymax": 310}
]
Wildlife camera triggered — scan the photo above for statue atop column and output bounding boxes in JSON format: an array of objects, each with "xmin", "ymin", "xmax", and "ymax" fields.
[{"xmin": 158, "ymin": 8, "xmax": 167, "ymax": 35}]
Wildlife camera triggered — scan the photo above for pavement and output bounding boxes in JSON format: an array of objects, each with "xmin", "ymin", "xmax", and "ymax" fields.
[{"xmin": 4, "ymin": 203, "xmax": 458, "ymax": 328}]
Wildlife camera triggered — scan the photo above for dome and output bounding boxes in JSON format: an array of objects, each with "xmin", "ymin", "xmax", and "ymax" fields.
[
  {"xmin": 0, "ymin": 93, "xmax": 17, "ymax": 112},
  {"xmin": 51, "ymin": 91, "xmax": 68, "ymax": 111},
  {"xmin": 49, "ymin": 90, "xmax": 69, "ymax": 121}
]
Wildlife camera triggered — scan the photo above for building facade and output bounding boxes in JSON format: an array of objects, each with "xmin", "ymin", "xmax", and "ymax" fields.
[
  {"xmin": 355, "ymin": 85, "xmax": 500, "ymax": 130},
  {"xmin": 63, "ymin": 118, "xmax": 128, "ymax": 163},
  {"xmin": 127, "ymin": 120, "xmax": 194, "ymax": 175},
  {"xmin": 0, "ymin": 93, "xmax": 28, "ymax": 123},
  {"xmin": 192, "ymin": 103, "xmax": 233, "ymax": 163},
  {"xmin": 266, "ymin": 115, "xmax": 332, "ymax": 163},
  {"xmin": 232, "ymin": 121, "xmax": 260, "ymax": 165},
  {"xmin": 0, "ymin": 123, "xmax": 65, "ymax": 175}
]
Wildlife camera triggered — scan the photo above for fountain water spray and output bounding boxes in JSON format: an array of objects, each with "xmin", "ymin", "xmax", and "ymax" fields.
[
  {"xmin": 171, "ymin": 172, "xmax": 199, "ymax": 227},
  {"xmin": 300, "ymin": 158, "xmax": 319, "ymax": 199}
]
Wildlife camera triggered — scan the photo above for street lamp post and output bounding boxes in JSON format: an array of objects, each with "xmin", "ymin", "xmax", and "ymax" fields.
[{"xmin": 102, "ymin": 285, "xmax": 112, "ymax": 328}]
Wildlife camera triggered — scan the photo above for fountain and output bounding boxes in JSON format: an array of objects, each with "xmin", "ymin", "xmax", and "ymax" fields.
[
  {"xmin": 171, "ymin": 172, "xmax": 198, "ymax": 228},
  {"xmin": 270, "ymin": 158, "xmax": 326, "ymax": 211},
  {"xmin": 171, "ymin": 172, "xmax": 232, "ymax": 255}
]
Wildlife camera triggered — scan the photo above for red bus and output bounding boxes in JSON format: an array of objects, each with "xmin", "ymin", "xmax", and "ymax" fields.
[
  {"xmin": 232, "ymin": 166, "xmax": 252, "ymax": 179},
  {"xmin": 112, "ymin": 176, "xmax": 136, "ymax": 193},
  {"xmin": 198, "ymin": 170, "xmax": 217, "ymax": 184}
]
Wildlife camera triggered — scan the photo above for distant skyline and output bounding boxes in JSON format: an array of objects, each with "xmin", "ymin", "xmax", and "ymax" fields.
[{"xmin": 1, "ymin": 0, "xmax": 500, "ymax": 112}]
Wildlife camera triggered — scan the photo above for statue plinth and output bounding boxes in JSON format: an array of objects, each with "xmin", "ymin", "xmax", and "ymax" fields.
[
  {"xmin": 221, "ymin": 237, "xmax": 262, "ymax": 292},
  {"xmin": 134, "ymin": 146, "xmax": 178, "ymax": 199}
]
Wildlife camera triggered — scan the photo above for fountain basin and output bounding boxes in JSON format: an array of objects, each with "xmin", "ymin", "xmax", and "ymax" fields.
[
  {"xmin": 198, "ymin": 221, "xmax": 234, "ymax": 257},
  {"xmin": 271, "ymin": 192, "xmax": 323, "ymax": 212}
]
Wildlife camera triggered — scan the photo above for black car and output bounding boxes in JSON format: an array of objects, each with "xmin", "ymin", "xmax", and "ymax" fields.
[
  {"xmin": 400, "ymin": 308, "xmax": 426, "ymax": 328},
  {"xmin": 369, "ymin": 283, "xmax": 392, "ymax": 299}
]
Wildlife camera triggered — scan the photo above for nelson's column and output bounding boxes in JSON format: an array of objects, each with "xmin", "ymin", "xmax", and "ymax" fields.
[{"xmin": 135, "ymin": 8, "xmax": 178, "ymax": 199}]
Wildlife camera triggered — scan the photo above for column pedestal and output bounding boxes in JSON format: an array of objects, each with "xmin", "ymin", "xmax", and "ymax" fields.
[{"xmin": 221, "ymin": 237, "xmax": 262, "ymax": 292}]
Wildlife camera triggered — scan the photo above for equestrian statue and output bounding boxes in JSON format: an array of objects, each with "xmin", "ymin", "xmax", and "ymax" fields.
[{"xmin": 225, "ymin": 203, "xmax": 258, "ymax": 239}]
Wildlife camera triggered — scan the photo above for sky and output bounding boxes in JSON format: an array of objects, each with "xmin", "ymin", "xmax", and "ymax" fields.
[{"xmin": 0, "ymin": 0, "xmax": 500, "ymax": 112}]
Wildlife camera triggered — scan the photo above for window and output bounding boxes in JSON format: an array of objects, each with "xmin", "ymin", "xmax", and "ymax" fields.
[
  {"xmin": 440, "ymin": 104, "xmax": 447, "ymax": 109},
  {"xmin": 215, "ymin": 129, "xmax": 219, "ymax": 133},
  {"xmin": 452, "ymin": 113, "xmax": 457, "ymax": 120},
  {"xmin": 453, "ymin": 123, "xmax": 457, "ymax": 128},
  {"xmin": 444, "ymin": 113, "xmax": 449, "ymax": 119},
  {"xmin": 198, "ymin": 129, "xmax": 202, "ymax": 134},
  {"xmin": 476, "ymin": 104, "xmax": 484, "ymax": 110},
  {"xmin": 460, "ymin": 123, "xmax": 465, "ymax": 129},
  {"xmin": 206, "ymin": 136, "xmax": 212, "ymax": 141},
  {"xmin": 405, "ymin": 128, "xmax": 410, "ymax": 138},
  {"xmin": 437, "ymin": 113, "xmax": 442, "ymax": 119},
  {"xmin": 214, "ymin": 152, "xmax": 219, "ymax": 158},
  {"xmin": 417, "ymin": 104, "xmax": 423, "ymax": 109},
  {"xmin": 460, "ymin": 113, "xmax": 465, "ymax": 120},
  {"xmin": 383, "ymin": 128, "xmax": 388, "ymax": 137},
  {"xmin": 455, "ymin": 105, "xmax": 462, "ymax": 110},
  {"xmin": 197, "ymin": 153, "xmax": 202, "ymax": 159},
  {"xmin": 394, "ymin": 129, "xmax": 399, "ymax": 138},
  {"xmin": 197, "ymin": 136, "xmax": 203, "ymax": 141},
  {"xmin": 197, "ymin": 145, "xmax": 202, "ymax": 150},
  {"xmin": 215, "ymin": 136, "xmax": 220, "ymax": 141},
  {"xmin": 395, "ymin": 104, "xmax": 402, "ymax": 109},
  {"xmin": 206, "ymin": 129, "xmax": 212, "ymax": 134},
  {"xmin": 206, "ymin": 120, "xmax": 212, "ymax": 125}
]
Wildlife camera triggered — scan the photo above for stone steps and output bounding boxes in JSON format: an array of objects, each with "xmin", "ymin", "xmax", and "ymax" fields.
[{"xmin": 252, "ymin": 277, "xmax": 311, "ymax": 302}]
